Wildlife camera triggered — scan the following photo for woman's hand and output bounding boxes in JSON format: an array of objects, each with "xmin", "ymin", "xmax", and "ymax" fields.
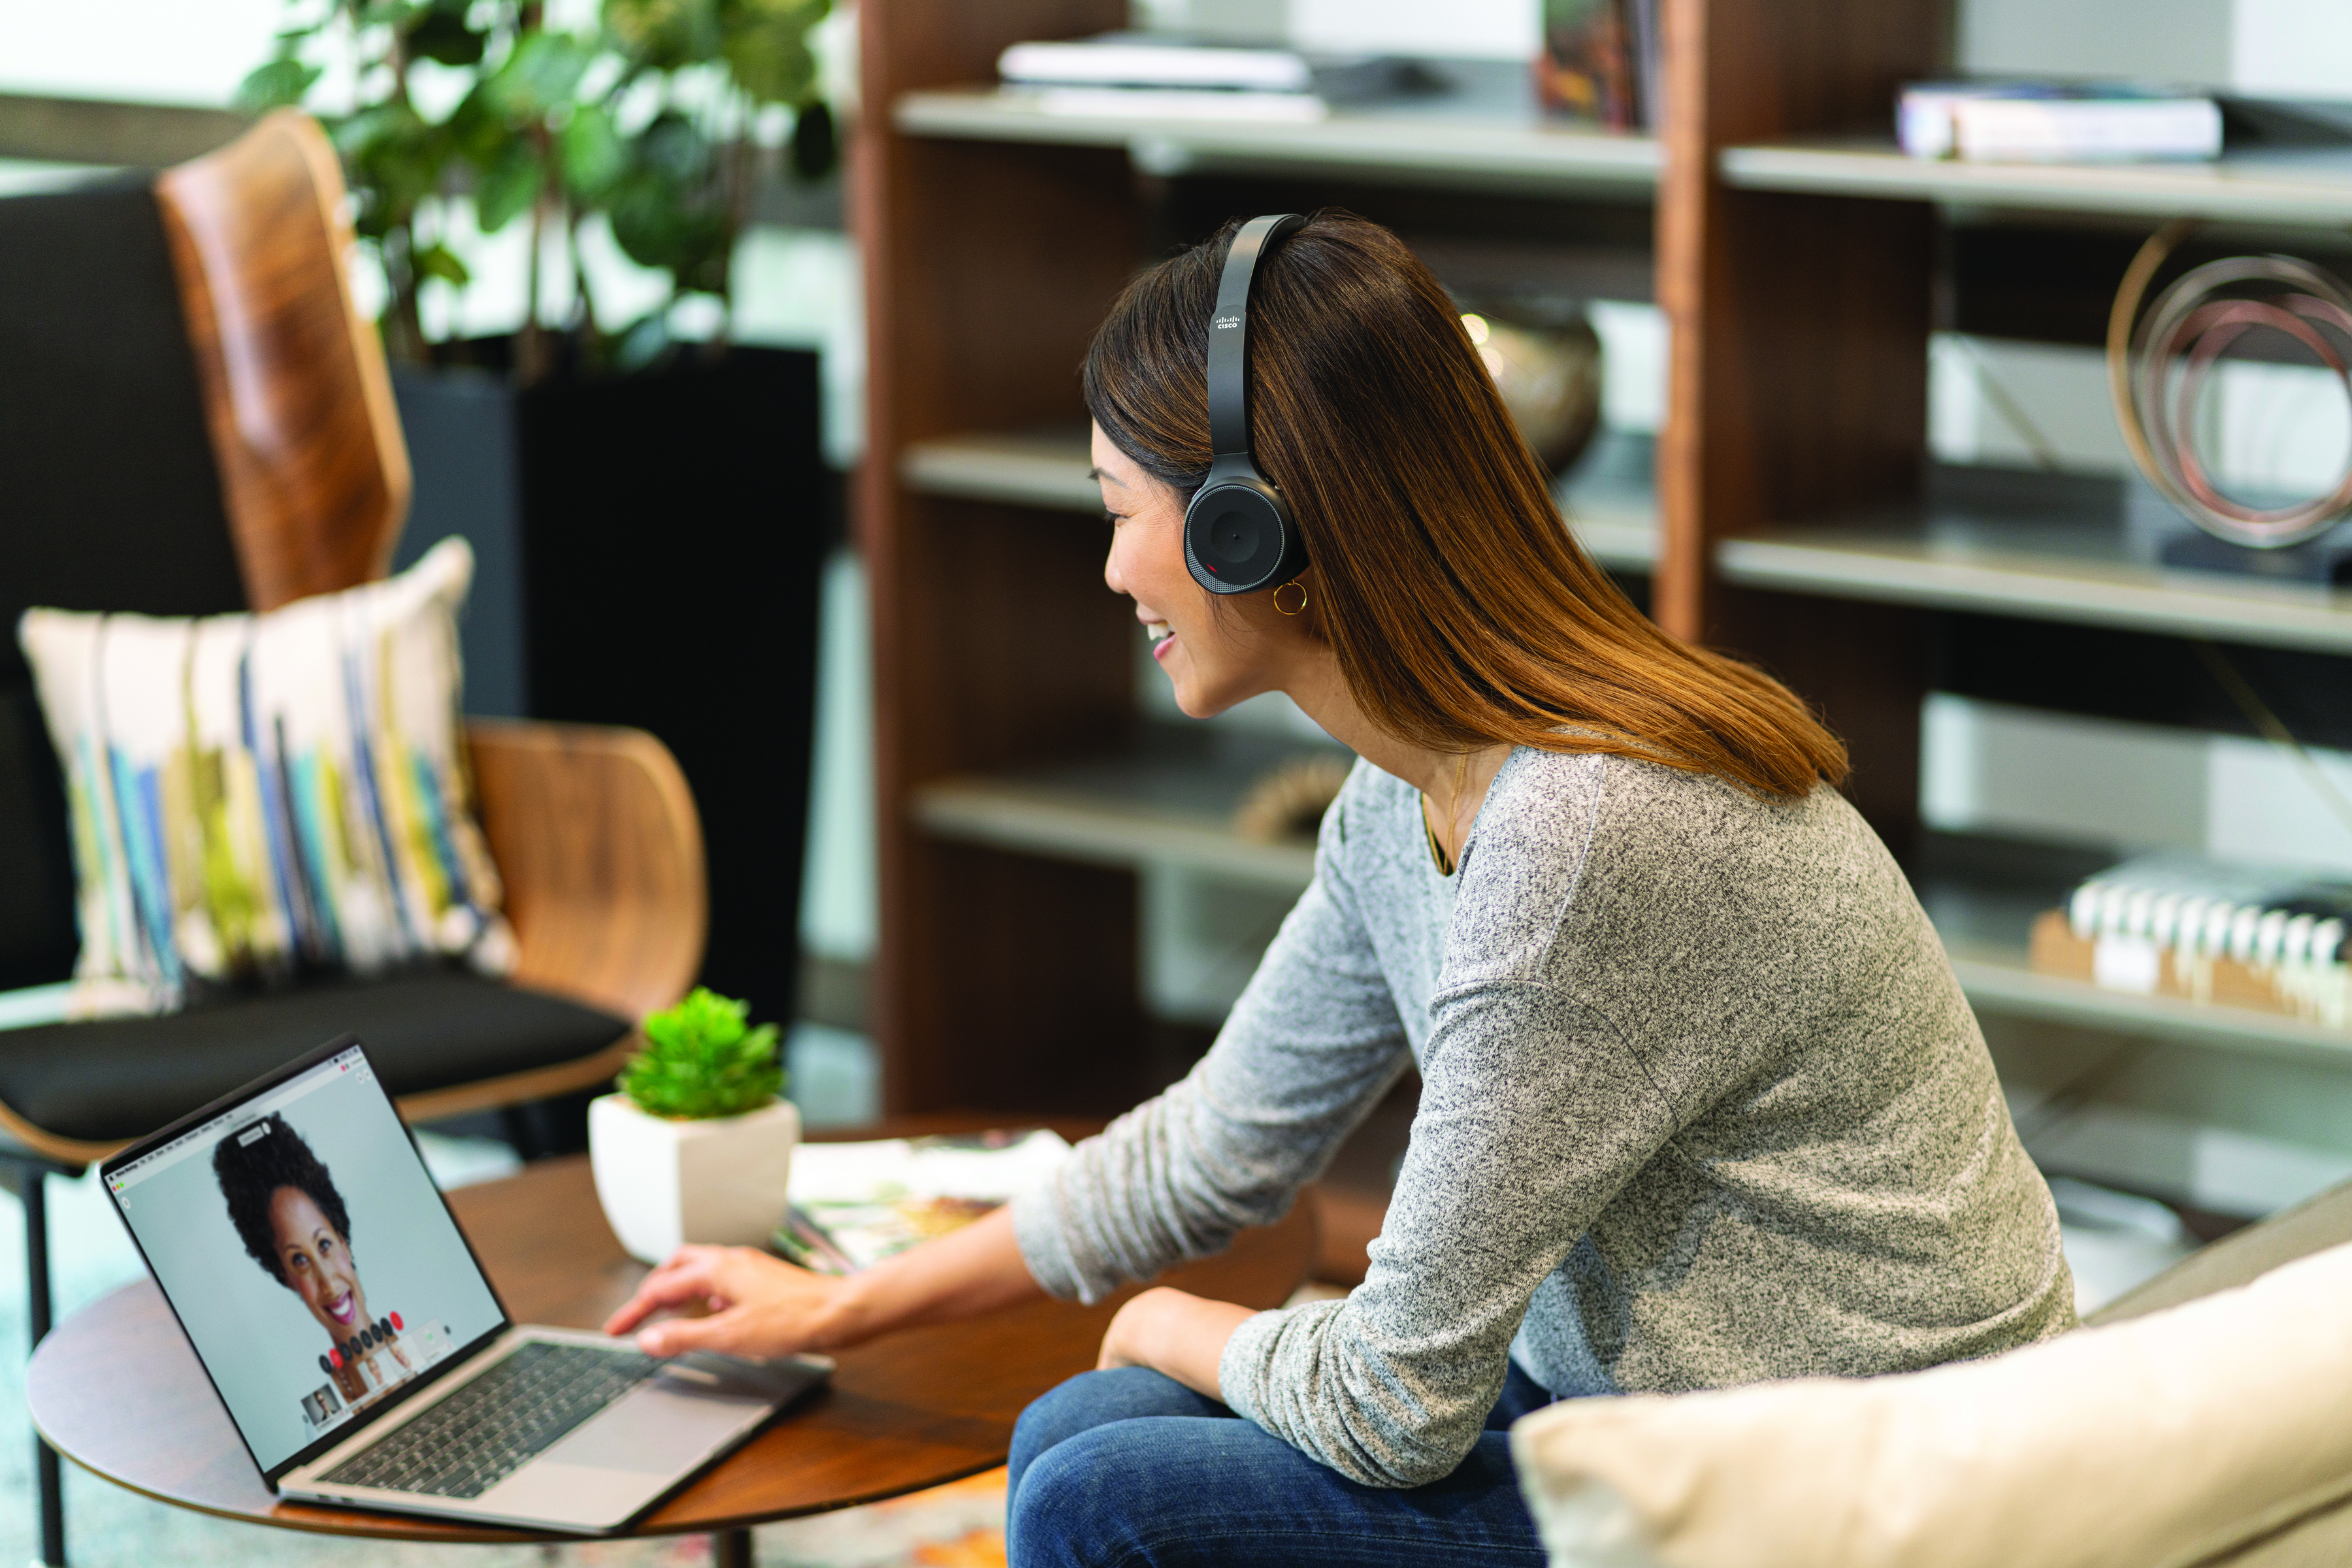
[
  {"xmin": 602, "ymin": 1245, "xmax": 854, "ymax": 1358},
  {"xmin": 602, "ymin": 1205, "xmax": 1049, "ymax": 1360},
  {"xmin": 1096, "ymin": 1286, "xmax": 1256, "ymax": 1401}
]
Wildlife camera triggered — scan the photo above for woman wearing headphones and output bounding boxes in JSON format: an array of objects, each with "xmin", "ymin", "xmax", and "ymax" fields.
[{"xmin": 606, "ymin": 211, "xmax": 2074, "ymax": 1565}]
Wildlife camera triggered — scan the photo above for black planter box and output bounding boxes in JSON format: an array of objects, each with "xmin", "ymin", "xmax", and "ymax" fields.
[{"xmin": 394, "ymin": 347, "xmax": 826, "ymax": 1027}]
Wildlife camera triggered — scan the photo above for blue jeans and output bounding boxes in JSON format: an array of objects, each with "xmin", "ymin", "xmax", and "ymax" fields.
[{"xmin": 1005, "ymin": 1363, "xmax": 1558, "ymax": 1567}]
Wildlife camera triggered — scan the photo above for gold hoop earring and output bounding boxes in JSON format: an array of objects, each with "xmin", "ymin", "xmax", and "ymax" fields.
[{"xmin": 1272, "ymin": 580, "xmax": 1309, "ymax": 617}]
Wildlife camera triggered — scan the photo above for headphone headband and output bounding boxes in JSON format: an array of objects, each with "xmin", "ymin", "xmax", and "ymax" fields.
[
  {"xmin": 1183, "ymin": 212, "xmax": 1309, "ymax": 597},
  {"xmin": 1206, "ymin": 213, "xmax": 1305, "ymax": 461}
]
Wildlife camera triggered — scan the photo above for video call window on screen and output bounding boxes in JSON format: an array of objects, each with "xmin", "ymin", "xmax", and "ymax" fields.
[{"xmin": 109, "ymin": 1047, "xmax": 504, "ymax": 1473}]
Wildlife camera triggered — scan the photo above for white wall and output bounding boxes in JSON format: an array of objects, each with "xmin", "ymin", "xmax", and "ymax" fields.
[
  {"xmin": 1957, "ymin": 0, "xmax": 2233, "ymax": 85},
  {"xmin": 0, "ymin": 0, "xmax": 282, "ymax": 103},
  {"xmin": 2232, "ymin": 0, "xmax": 2352, "ymax": 96},
  {"xmin": 801, "ymin": 551, "xmax": 878, "ymax": 966}
]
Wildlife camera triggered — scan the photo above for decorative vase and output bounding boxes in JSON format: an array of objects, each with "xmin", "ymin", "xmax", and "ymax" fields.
[
  {"xmin": 587, "ymin": 1093, "xmax": 802, "ymax": 1264},
  {"xmin": 1459, "ymin": 302, "xmax": 1605, "ymax": 476}
]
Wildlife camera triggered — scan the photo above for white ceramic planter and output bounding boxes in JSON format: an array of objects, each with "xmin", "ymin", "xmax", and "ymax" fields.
[{"xmin": 588, "ymin": 1094, "xmax": 801, "ymax": 1264}]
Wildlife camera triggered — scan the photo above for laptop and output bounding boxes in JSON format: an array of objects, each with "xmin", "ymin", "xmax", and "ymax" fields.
[{"xmin": 100, "ymin": 1034, "xmax": 830, "ymax": 1533}]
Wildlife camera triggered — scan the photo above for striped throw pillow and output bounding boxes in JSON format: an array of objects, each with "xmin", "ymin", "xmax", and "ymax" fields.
[{"xmin": 16, "ymin": 537, "xmax": 513, "ymax": 1018}]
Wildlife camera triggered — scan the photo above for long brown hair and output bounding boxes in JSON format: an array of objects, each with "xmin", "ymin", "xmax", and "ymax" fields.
[{"xmin": 1083, "ymin": 211, "xmax": 1848, "ymax": 797}]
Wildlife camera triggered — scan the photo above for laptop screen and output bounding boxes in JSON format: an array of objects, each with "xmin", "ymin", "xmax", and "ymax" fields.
[{"xmin": 104, "ymin": 1042, "xmax": 507, "ymax": 1477}]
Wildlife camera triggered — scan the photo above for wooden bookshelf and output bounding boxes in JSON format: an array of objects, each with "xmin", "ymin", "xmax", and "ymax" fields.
[
  {"xmin": 854, "ymin": 0, "xmax": 1942, "ymax": 1112},
  {"xmin": 854, "ymin": 0, "xmax": 2352, "ymax": 1115}
]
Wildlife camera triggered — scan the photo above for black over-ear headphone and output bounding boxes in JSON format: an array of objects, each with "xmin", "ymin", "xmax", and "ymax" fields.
[{"xmin": 1184, "ymin": 213, "xmax": 1309, "ymax": 596}]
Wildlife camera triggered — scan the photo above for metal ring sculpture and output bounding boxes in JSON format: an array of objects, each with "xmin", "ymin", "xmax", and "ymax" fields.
[{"xmin": 2108, "ymin": 219, "xmax": 2352, "ymax": 549}]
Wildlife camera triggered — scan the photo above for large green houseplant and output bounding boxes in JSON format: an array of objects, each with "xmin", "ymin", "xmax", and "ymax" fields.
[{"xmin": 239, "ymin": 0, "xmax": 835, "ymax": 378}]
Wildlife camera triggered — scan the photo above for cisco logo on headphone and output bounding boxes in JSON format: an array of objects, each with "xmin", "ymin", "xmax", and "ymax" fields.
[{"xmin": 1213, "ymin": 314, "xmax": 1241, "ymax": 329}]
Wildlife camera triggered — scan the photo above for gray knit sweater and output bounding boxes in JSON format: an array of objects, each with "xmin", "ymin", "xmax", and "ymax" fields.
[{"xmin": 1011, "ymin": 747, "xmax": 2076, "ymax": 1489}]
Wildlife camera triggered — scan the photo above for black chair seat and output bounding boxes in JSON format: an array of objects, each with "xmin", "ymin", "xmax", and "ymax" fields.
[{"xmin": 0, "ymin": 970, "xmax": 629, "ymax": 1143}]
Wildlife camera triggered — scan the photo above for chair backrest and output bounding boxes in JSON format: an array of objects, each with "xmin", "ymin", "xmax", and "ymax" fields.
[
  {"xmin": 0, "ymin": 111, "xmax": 408, "ymax": 988},
  {"xmin": 155, "ymin": 109, "xmax": 410, "ymax": 610}
]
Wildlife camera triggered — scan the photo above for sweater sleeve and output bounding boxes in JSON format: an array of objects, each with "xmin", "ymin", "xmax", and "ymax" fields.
[
  {"xmin": 1216, "ymin": 977, "xmax": 1682, "ymax": 1486},
  {"xmin": 1011, "ymin": 785, "xmax": 1413, "ymax": 1304}
]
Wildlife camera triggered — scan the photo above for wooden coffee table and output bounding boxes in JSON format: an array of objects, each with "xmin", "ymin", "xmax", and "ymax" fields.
[{"xmin": 26, "ymin": 1126, "xmax": 1316, "ymax": 1564}]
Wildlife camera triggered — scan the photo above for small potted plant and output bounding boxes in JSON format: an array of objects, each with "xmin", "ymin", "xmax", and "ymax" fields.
[{"xmin": 589, "ymin": 987, "xmax": 799, "ymax": 1264}]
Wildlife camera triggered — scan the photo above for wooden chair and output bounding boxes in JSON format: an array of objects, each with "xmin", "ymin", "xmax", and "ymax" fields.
[{"xmin": 0, "ymin": 110, "xmax": 705, "ymax": 1566}]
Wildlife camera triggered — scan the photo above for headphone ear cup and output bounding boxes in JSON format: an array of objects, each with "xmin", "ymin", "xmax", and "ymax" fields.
[{"xmin": 1185, "ymin": 478, "xmax": 1303, "ymax": 595}]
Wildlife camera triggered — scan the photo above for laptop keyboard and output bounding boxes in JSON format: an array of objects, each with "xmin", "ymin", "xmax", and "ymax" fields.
[{"xmin": 319, "ymin": 1341, "xmax": 660, "ymax": 1499}]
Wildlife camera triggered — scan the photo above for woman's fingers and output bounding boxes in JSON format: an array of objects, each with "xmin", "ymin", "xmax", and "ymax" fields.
[
  {"xmin": 604, "ymin": 1245, "xmax": 841, "ymax": 1358},
  {"xmin": 636, "ymin": 1306, "xmax": 760, "ymax": 1358},
  {"xmin": 601, "ymin": 1247, "xmax": 736, "ymax": 1335}
]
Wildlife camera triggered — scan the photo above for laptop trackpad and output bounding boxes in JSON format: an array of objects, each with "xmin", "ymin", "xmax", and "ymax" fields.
[{"xmin": 542, "ymin": 1382, "xmax": 773, "ymax": 1475}]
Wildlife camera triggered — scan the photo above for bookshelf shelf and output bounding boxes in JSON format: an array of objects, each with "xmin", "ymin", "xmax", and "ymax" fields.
[
  {"xmin": 894, "ymin": 88, "xmax": 1662, "ymax": 194},
  {"xmin": 901, "ymin": 426, "xmax": 1663, "ymax": 576},
  {"xmin": 910, "ymin": 724, "xmax": 1333, "ymax": 890},
  {"xmin": 900, "ymin": 427, "xmax": 1101, "ymax": 513},
  {"xmin": 915, "ymin": 777, "xmax": 1318, "ymax": 889},
  {"xmin": 1719, "ymin": 137, "xmax": 2352, "ymax": 227},
  {"xmin": 1906, "ymin": 840, "xmax": 2352, "ymax": 1065},
  {"xmin": 1714, "ymin": 468, "xmax": 2352, "ymax": 655},
  {"xmin": 1945, "ymin": 950, "xmax": 2352, "ymax": 1066}
]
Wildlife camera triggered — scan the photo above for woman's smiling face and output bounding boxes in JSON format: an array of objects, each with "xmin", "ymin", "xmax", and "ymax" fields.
[
  {"xmin": 1095, "ymin": 423, "xmax": 1307, "ymax": 718},
  {"xmin": 268, "ymin": 1186, "xmax": 370, "ymax": 1341}
]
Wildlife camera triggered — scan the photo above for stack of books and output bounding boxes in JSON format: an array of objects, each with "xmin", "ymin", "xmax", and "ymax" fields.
[
  {"xmin": 1898, "ymin": 81, "xmax": 2223, "ymax": 163},
  {"xmin": 2029, "ymin": 853, "xmax": 2352, "ymax": 1027}
]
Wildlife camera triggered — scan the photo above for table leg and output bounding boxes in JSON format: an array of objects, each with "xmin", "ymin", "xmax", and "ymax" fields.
[
  {"xmin": 713, "ymin": 1526, "xmax": 756, "ymax": 1568},
  {"xmin": 16, "ymin": 1159, "xmax": 66, "ymax": 1567}
]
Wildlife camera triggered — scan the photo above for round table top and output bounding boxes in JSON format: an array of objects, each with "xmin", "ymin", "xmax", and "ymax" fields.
[{"xmin": 27, "ymin": 1130, "xmax": 1316, "ymax": 1544}]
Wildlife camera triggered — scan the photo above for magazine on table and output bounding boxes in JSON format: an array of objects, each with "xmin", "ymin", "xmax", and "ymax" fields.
[{"xmin": 772, "ymin": 1128, "xmax": 1074, "ymax": 1274}]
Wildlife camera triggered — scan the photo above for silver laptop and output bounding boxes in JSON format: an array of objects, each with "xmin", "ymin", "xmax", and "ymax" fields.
[{"xmin": 101, "ymin": 1034, "xmax": 829, "ymax": 1534}]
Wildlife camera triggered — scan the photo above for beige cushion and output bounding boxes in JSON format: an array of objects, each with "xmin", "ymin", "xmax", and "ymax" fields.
[{"xmin": 1511, "ymin": 1239, "xmax": 2352, "ymax": 1568}]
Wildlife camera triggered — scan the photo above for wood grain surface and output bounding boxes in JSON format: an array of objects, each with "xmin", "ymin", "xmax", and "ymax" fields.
[
  {"xmin": 1651, "ymin": 0, "xmax": 1941, "ymax": 851},
  {"xmin": 462, "ymin": 719, "xmax": 708, "ymax": 1026},
  {"xmin": 156, "ymin": 109, "xmax": 410, "ymax": 613},
  {"xmin": 1654, "ymin": 0, "xmax": 1941, "ymax": 645},
  {"xmin": 28, "ymin": 1135, "xmax": 1315, "ymax": 1543},
  {"xmin": 853, "ymin": 0, "xmax": 1149, "ymax": 1118}
]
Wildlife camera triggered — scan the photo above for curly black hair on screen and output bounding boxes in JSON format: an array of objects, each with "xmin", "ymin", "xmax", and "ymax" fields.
[{"xmin": 212, "ymin": 1113, "xmax": 353, "ymax": 1286}]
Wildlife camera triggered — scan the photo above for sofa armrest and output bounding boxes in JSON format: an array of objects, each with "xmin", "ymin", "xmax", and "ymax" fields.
[
  {"xmin": 466, "ymin": 719, "xmax": 706, "ymax": 1023},
  {"xmin": 2087, "ymin": 1178, "xmax": 2352, "ymax": 1327}
]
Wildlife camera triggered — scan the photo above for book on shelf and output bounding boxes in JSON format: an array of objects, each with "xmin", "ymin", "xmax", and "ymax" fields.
[
  {"xmin": 1898, "ymin": 80, "xmax": 2223, "ymax": 163},
  {"xmin": 2028, "ymin": 853, "xmax": 2352, "ymax": 1027},
  {"xmin": 1538, "ymin": 0, "xmax": 1648, "ymax": 131},
  {"xmin": 996, "ymin": 34, "xmax": 1437, "ymax": 124},
  {"xmin": 1000, "ymin": 36, "xmax": 1314, "ymax": 93},
  {"xmin": 772, "ymin": 1128, "xmax": 1073, "ymax": 1275}
]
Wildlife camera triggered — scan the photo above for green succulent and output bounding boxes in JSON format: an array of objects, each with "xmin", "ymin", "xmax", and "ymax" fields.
[{"xmin": 619, "ymin": 987, "xmax": 785, "ymax": 1120}]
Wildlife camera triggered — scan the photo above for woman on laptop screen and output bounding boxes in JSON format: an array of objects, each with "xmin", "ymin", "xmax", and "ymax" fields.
[
  {"xmin": 606, "ymin": 211, "xmax": 2076, "ymax": 1565},
  {"xmin": 214, "ymin": 1113, "xmax": 413, "ymax": 1409}
]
